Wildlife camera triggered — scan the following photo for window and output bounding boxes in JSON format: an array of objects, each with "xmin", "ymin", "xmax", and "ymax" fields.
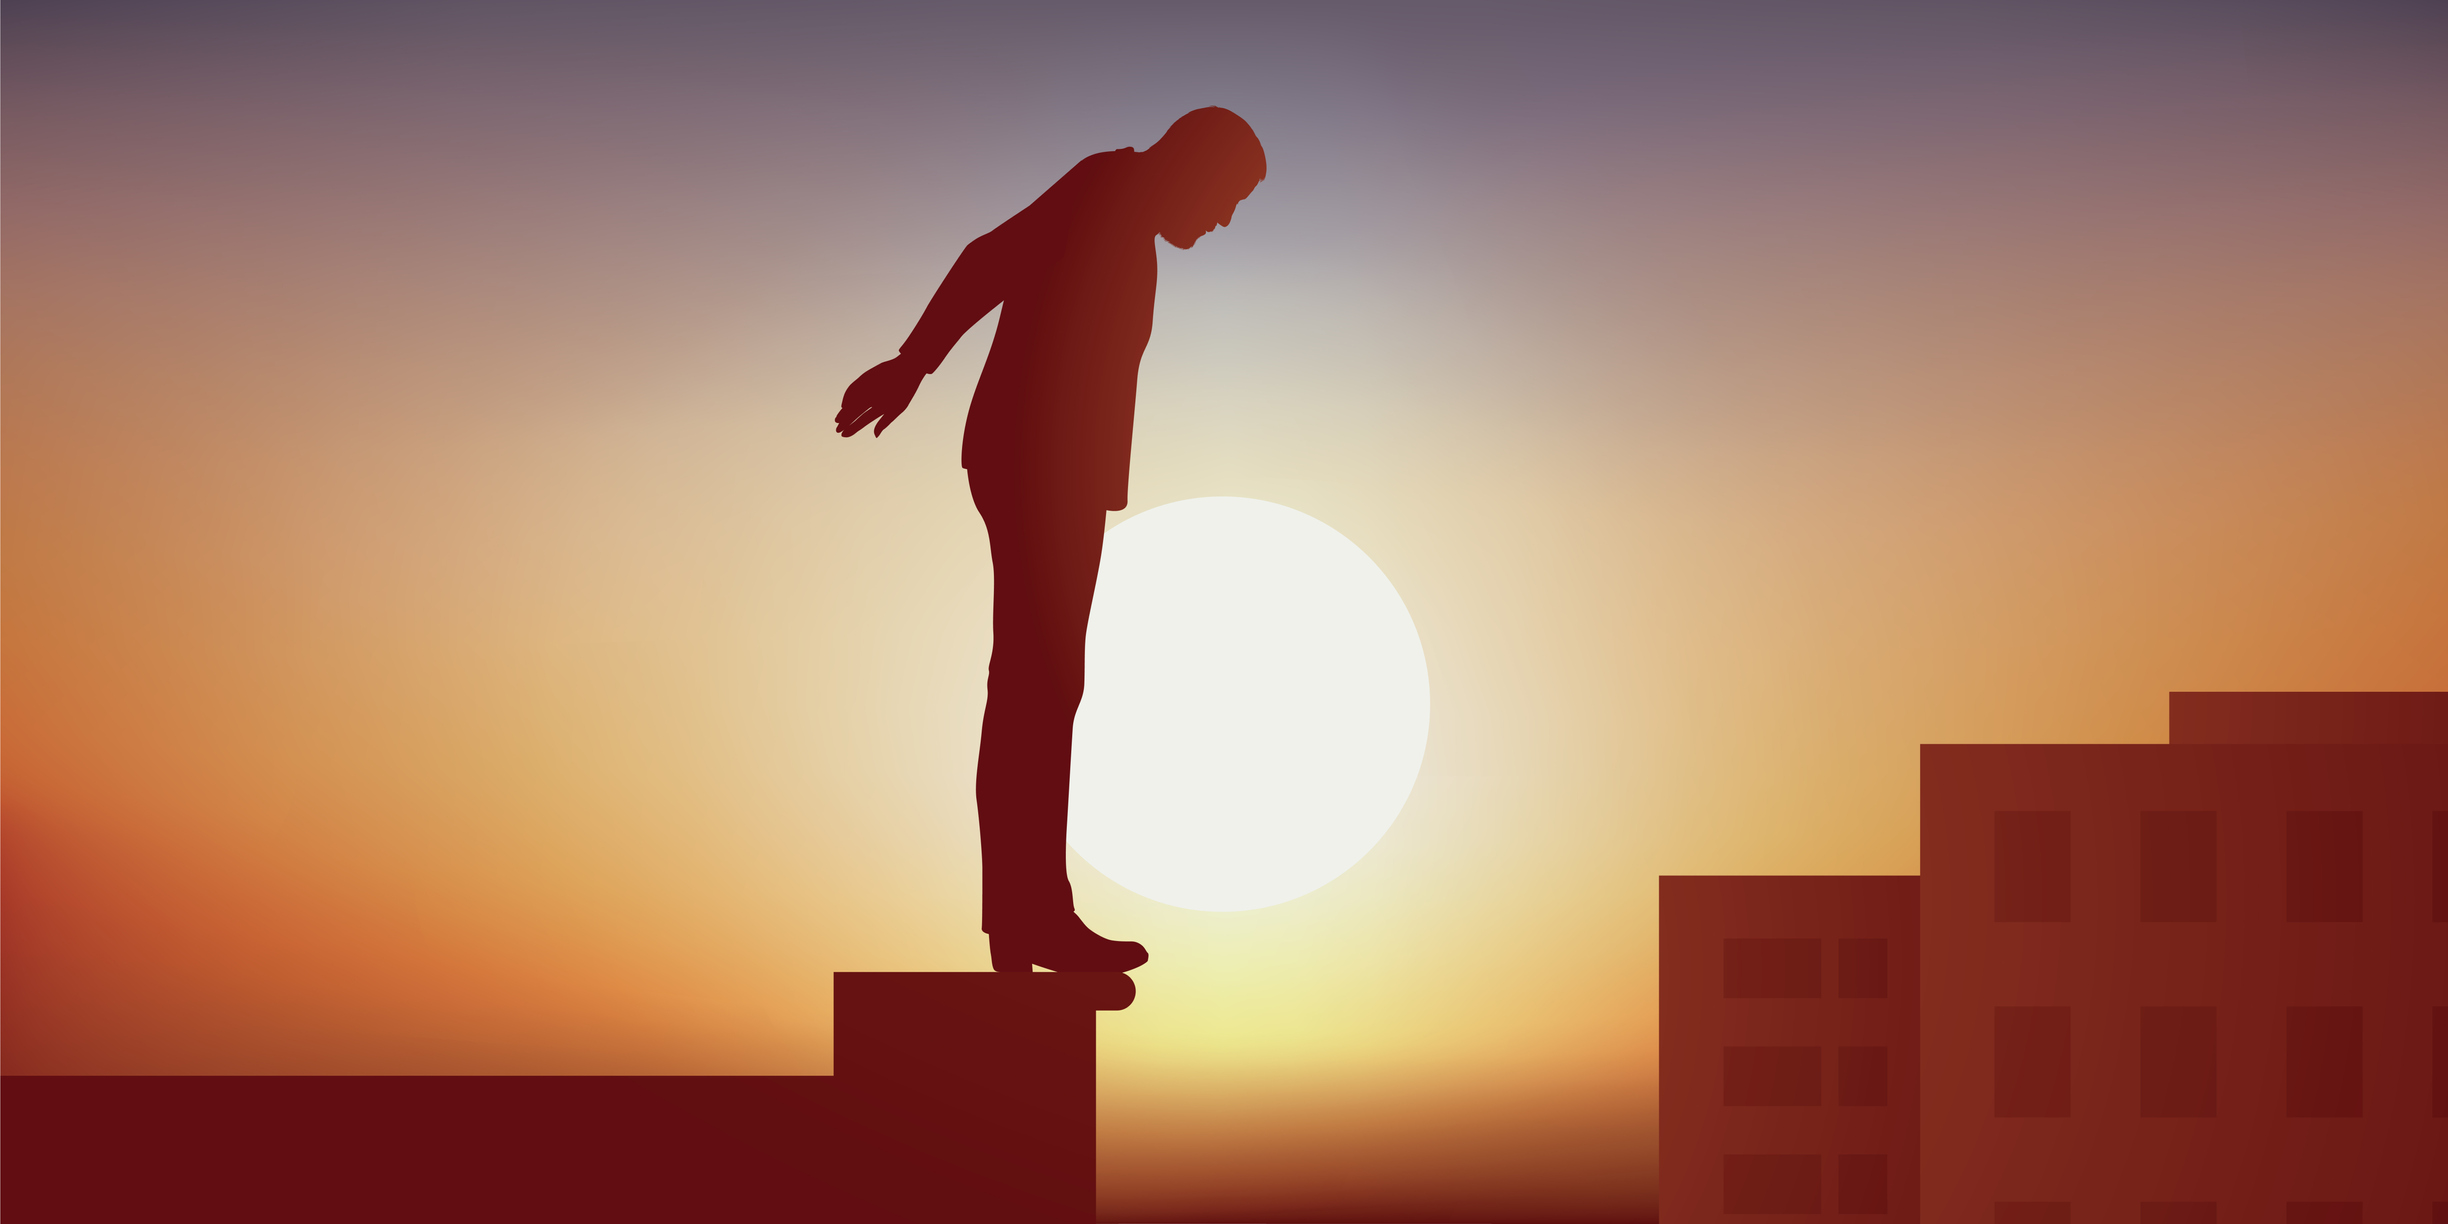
[
  {"xmin": 2434, "ymin": 812, "xmax": 2446, "ymax": 922},
  {"xmin": 1837, "ymin": 938, "xmax": 1888, "ymax": 998},
  {"xmin": 1835, "ymin": 1155, "xmax": 1886, "ymax": 1215},
  {"xmin": 2141, "ymin": 1206, "xmax": 2215, "ymax": 1224},
  {"xmin": 2432, "ymin": 1007, "xmax": 2445, "ymax": 1119},
  {"xmin": 2286, "ymin": 812, "xmax": 2362, "ymax": 922},
  {"xmin": 2286, "ymin": 1007, "xmax": 2362, "ymax": 1118},
  {"xmin": 1995, "ymin": 1007, "xmax": 2072, "ymax": 1117},
  {"xmin": 1994, "ymin": 1204, "xmax": 2070, "ymax": 1224},
  {"xmin": 2286, "ymin": 1205, "xmax": 2360, "ymax": 1224},
  {"xmin": 1725, "ymin": 939, "xmax": 1820, "ymax": 998},
  {"xmin": 1836, "ymin": 1046, "xmax": 1888, "ymax": 1107},
  {"xmin": 1724, "ymin": 1047, "xmax": 1820, "ymax": 1106},
  {"xmin": 1724, "ymin": 1155, "xmax": 1818, "ymax": 1214},
  {"xmin": 1996, "ymin": 811, "xmax": 2072, "ymax": 921},
  {"xmin": 2139, "ymin": 1007, "xmax": 2217, "ymax": 1117},
  {"xmin": 2140, "ymin": 811, "xmax": 2217, "ymax": 921}
]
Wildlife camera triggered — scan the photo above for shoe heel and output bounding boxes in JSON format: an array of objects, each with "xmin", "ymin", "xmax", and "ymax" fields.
[{"xmin": 988, "ymin": 933, "xmax": 1033, "ymax": 973}]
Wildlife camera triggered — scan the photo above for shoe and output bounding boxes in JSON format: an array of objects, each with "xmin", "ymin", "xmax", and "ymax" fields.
[{"xmin": 988, "ymin": 912, "xmax": 1149, "ymax": 973}]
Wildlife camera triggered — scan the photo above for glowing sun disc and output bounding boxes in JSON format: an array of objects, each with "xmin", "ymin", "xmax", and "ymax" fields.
[{"xmin": 1070, "ymin": 497, "xmax": 1430, "ymax": 912}]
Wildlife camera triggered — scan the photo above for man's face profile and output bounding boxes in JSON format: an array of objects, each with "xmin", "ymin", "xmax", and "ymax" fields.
[{"xmin": 1157, "ymin": 174, "xmax": 1259, "ymax": 250}]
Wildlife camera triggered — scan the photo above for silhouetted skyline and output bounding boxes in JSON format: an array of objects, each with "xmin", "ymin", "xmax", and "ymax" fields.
[
  {"xmin": 8, "ymin": 6, "xmax": 2445, "ymax": 1220},
  {"xmin": 1663, "ymin": 693, "xmax": 2447, "ymax": 1219}
]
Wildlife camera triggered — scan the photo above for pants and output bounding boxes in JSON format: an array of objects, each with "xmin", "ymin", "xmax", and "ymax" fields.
[{"xmin": 970, "ymin": 472, "xmax": 1108, "ymax": 933}]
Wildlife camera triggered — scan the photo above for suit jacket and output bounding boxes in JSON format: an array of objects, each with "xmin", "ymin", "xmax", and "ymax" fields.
[{"xmin": 898, "ymin": 149, "xmax": 1157, "ymax": 511}]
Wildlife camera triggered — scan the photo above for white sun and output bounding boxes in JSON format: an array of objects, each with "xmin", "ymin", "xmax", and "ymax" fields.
[{"xmin": 1069, "ymin": 497, "xmax": 1431, "ymax": 912}]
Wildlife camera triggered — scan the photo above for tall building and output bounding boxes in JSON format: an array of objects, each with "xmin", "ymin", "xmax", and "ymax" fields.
[
  {"xmin": 1660, "ymin": 875, "xmax": 1920, "ymax": 1220},
  {"xmin": 1662, "ymin": 692, "xmax": 2446, "ymax": 1221},
  {"xmin": 1923, "ymin": 695, "xmax": 2446, "ymax": 1220}
]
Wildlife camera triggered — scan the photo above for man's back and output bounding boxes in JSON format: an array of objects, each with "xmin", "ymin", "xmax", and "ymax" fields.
[{"xmin": 956, "ymin": 149, "xmax": 1158, "ymax": 509}]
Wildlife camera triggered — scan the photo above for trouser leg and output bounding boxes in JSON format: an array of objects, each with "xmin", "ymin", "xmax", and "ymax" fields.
[{"xmin": 971, "ymin": 475, "xmax": 1106, "ymax": 933}]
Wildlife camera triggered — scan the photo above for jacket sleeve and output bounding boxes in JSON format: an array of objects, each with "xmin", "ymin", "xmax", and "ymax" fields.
[
  {"xmin": 896, "ymin": 155, "xmax": 1095, "ymax": 373},
  {"xmin": 897, "ymin": 224, "xmax": 1018, "ymax": 374}
]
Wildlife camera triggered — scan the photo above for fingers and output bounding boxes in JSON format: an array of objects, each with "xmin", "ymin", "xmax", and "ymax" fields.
[
  {"xmin": 836, "ymin": 357, "xmax": 920, "ymax": 437},
  {"xmin": 836, "ymin": 404, "xmax": 881, "ymax": 436},
  {"xmin": 836, "ymin": 401, "xmax": 908, "ymax": 437},
  {"xmin": 839, "ymin": 372, "xmax": 878, "ymax": 418},
  {"xmin": 837, "ymin": 371, "xmax": 883, "ymax": 433}
]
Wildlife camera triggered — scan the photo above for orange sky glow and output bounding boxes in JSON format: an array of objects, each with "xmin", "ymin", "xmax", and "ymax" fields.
[{"xmin": 7, "ymin": 4, "xmax": 2445, "ymax": 1220}]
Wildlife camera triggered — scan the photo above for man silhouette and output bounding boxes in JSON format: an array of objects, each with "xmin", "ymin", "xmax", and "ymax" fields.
[{"xmin": 836, "ymin": 108, "xmax": 1265, "ymax": 973}]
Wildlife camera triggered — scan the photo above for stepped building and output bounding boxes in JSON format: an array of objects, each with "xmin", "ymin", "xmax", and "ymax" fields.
[{"xmin": 1664, "ymin": 692, "xmax": 2447, "ymax": 1221}]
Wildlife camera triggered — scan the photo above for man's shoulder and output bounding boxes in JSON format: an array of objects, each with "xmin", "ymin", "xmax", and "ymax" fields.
[
  {"xmin": 989, "ymin": 147, "xmax": 1142, "ymax": 242},
  {"xmin": 1058, "ymin": 147, "xmax": 1138, "ymax": 187},
  {"xmin": 1009, "ymin": 148, "xmax": 1137, "ymax": 221}
]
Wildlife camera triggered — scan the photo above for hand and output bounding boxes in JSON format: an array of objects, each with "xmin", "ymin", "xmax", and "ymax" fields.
[{"xmin": 835, "ymin": 355, "xmax": 927, "ymax": 437}]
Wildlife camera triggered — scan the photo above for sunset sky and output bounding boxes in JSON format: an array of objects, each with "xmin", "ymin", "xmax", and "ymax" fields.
[{"xmin": 7, "ymin": 3, "xmax": 2445, "ymax": 1220}]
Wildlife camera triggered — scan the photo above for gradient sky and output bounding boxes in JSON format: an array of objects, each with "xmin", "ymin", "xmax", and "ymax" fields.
[{"xmin": 7, "ymin": 3, "xmax": 2445, "ymax": 1220}]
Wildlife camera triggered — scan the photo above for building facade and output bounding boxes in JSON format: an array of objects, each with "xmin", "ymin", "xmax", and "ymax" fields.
[
  {"xmin": 1662, "ymin": 693, "xmax": 2445, "ymax": 1221},
  {"xmin": 1922, "ymin": 697, "xmax": 2446, "ymax": 1220},
  {"xmin": 1661, "ymin": 875, "xmax": 1920, "ymax": 1220}
]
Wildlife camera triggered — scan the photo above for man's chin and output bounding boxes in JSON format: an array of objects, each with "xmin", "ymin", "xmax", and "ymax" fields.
[{"xmin": 1160, "ymin": 229, "xmax": 1200, "ymax": 250}]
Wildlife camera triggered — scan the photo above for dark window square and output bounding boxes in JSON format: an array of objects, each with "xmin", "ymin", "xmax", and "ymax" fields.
[
  {"xmin": 2286, "ymin": 1007, "xmax": 2362, "ymax": 1117},
  {"xmin": 1995, "ymin": 1006, "xmax": 2072, "ymax": 1117},
  {"xmin": 2142, "ymin": 1206, "xmax": 2216, "ymax": 1224},
  {"xmin": 2434, "ymin": 812, "xmax": 2446, "ymax": 922},
  {"xmin": 2140, "ymin": 811, "xmax": 2217, "ymax": 922},
  {"xmin": 1836, "ymin": 1154, "xmax": 1886, "ymax": 1214},
  {"xmin": 1837, "ymin": 938, "xmax": 1889, "ymax": 998},
  {"xmin": 2140, "ymin": 1006, "xmax": 2217, "ymax": 1117},
  {"xmin": 1725, "ymin": 938, "xmax": 1821, "ymax": 998},
  {"xmin": 2286, "ymin": 1206, "xmax": 2360, "ymax": 1224},
  {"xmin": 1837, "ymin": 1045, "xmax": 1888, "ymax": 1106},
  {"xmin": 1995, "ymin": 1205, "xmax": 2070, "ymax": 1224},
  {"xmin": 2432, "ymin": 1007, "xmax": 2445, "ymax": 1118},
  {"xmin": 2287, "ymin": 812, "xmax": 2362, "ymax": 922},
  {"xmin": 1725, "ymin": 1154, "xmax": 1819, "ymax": 1214},
  {"xmin": 1996, "ymin": 811, "xmax": 2072, "ymax": 921},
  {"xmin": 1724, "ymin": 1046, "xmax": 1821, "ymax": 1106}
]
